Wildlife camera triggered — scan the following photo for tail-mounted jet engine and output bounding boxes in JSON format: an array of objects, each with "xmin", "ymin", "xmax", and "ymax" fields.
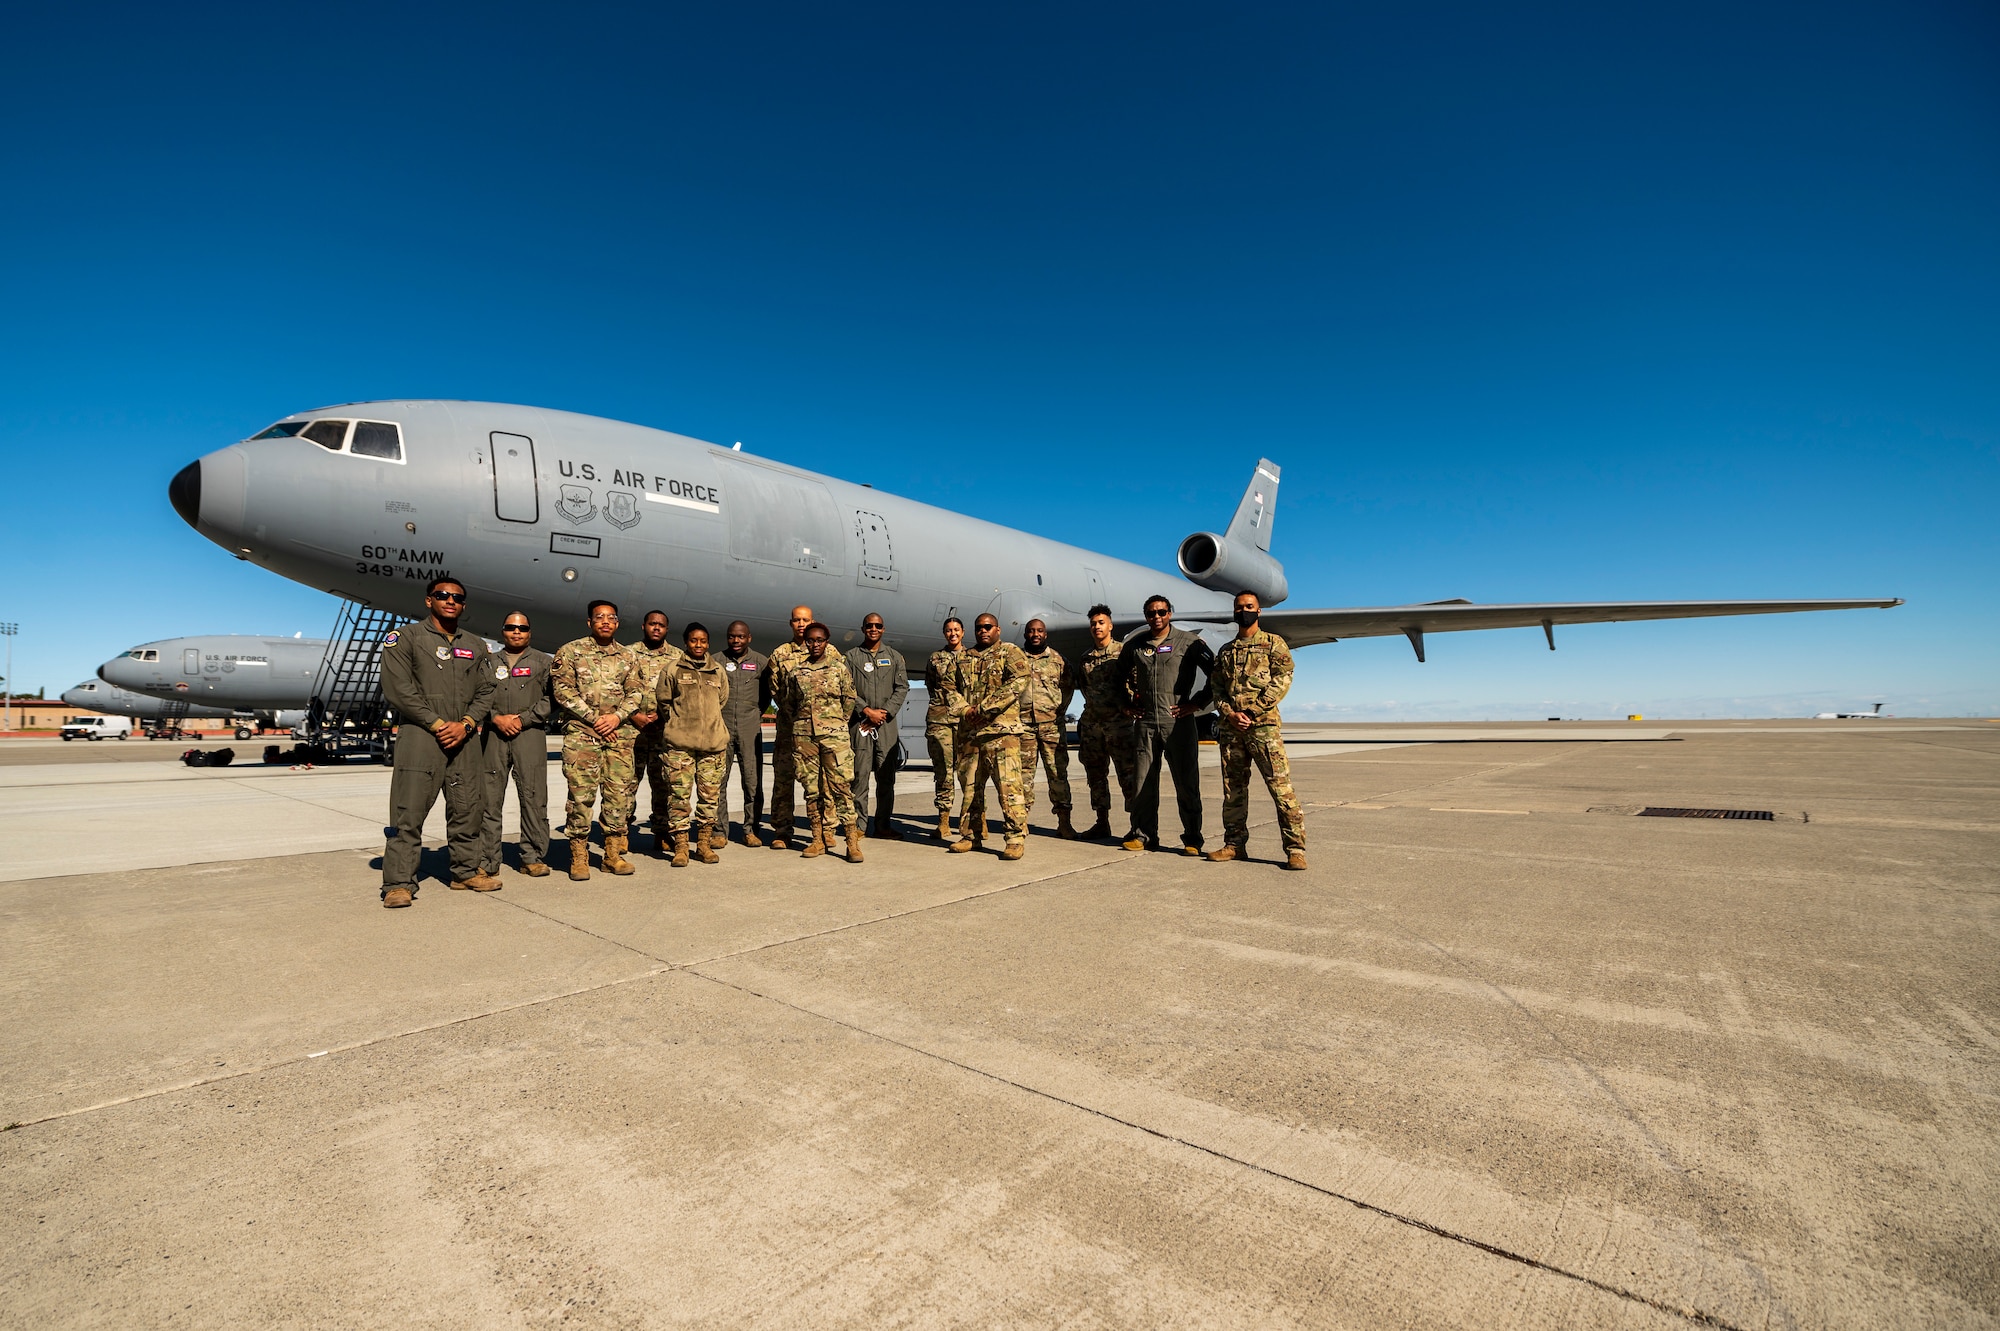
[
  {"xmin": 1177, "ymin": 531, "xmax": 1288, "ymax": 606},
  {"xmin": 1178, "ymin": 456, "xmax": 1289, "ymax": 605}
]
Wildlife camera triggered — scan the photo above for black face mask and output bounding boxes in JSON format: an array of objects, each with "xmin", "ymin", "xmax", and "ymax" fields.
[{"xmin": 1233, "ymin": 609, "xmax": 1259, "ymax": 627}]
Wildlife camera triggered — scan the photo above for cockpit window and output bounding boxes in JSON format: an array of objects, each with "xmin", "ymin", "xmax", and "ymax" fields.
[
  {"xmin": 252, "ymin": 421, "xmax": 310, "ymax": 439},
  {"xmin": 124, "ymin": 649, "xmax": 159, "ymax": 661},
  {"xmin": 350, "ymin": 420, "xmax": 403, "ymax": 460},
  {"xmin": 302, "ymin": 419, "xmax": 351, "ymax": 450}
]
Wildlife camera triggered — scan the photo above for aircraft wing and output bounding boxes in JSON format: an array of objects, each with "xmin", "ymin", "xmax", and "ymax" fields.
[{"xmin": 1177, "ymin": 597, "xmax": 1903, "ymax": 658}]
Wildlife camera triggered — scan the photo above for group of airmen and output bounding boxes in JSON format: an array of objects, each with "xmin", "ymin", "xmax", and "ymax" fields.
[{"xmin": 375, "ymin": 577, "xmax": 1306, "ymax": 909}]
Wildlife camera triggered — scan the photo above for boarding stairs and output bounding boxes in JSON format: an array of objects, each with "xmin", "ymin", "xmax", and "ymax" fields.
[
  {"xmin": 145, "ymin": 696, "xmax": 192, "ymax": 740},
  {"xmin": 303, "ymin": 601, "xmax": 404, "ymax": 763}
]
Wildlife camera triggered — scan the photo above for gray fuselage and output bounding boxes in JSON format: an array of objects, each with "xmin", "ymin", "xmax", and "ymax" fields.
[
  {"xmin": 60, "ymin": 679, "xmax": 240, "ymax": 721},
  {"xmin": 97, "ymin": 635, "xmax": 329, "ymax": 717},
  {"xmin": 171, "ymin": 401, "xmax": 1229, "ymax": 658}
]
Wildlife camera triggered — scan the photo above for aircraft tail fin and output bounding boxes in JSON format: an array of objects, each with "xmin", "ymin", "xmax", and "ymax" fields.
[{"xmin": 1225, "ymin": 459, "xmax": 1280, "ymax": 553}]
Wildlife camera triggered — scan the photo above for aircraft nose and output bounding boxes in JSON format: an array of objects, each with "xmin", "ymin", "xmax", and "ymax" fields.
[
  {"xmin": 169, "ymin": 446, "xmax": 246, "ymax": 544},
  {"xmin": 169, "ymin": 460, "xmax": 201, "ymax": 528}
]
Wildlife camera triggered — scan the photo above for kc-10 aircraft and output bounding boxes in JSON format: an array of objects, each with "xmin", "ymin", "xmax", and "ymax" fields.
[
  {"xmin": 166, "ymin": 400, "xmax": 1900, "ymax": 659},
  {"xmin": 59, "ymin": 679, "xmax": 243, "ymax": 725},
  {"xmin": 97, "ymin": 635, "xmax": 323, "ymax": 726}
]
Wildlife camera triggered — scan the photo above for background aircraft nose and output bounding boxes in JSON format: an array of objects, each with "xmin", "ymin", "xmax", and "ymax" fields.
[{"xmin": 169, "ymin": 460, "xmax": 201, "ymax": 528}]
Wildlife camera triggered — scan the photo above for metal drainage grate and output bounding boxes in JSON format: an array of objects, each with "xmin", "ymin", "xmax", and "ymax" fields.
[{"xmin": 1638, "ymin": 807, "xmax": 1774, "ymax": 821}]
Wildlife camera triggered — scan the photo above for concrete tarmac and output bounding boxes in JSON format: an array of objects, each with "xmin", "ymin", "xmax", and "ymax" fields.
[{"xmin": 1, "ymin": 720, "xmax": 1995, "ymax": 1328}]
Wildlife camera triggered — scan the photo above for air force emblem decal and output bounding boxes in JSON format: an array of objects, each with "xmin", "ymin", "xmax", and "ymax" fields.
[
  {"xmin": 603, "ymin": 489, "xmax": 641, "ymax": 531},
  {"xmin": 556, "ymin": 484, "xmax": 596, "ymax": 526}
]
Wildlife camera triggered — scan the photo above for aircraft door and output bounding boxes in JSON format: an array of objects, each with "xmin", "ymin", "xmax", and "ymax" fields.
[
  {"xmin": 854, "ymin": 510, "xmax": 897, "ymax": 590},
  {"xmin": 491, "ymin": 432, "xmax": 539, "ymax": 523},
  {"xmin": 716, "ymin": 456, "xmax": 843, "ymax": 575},
  {"xmin": 183, "ymin": 648, "xmax": 200, "ymax": 676}
]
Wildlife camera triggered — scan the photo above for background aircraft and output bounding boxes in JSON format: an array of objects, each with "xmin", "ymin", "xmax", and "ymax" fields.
[
  {"xmin": 60, "ymin": 679, "xmax": 243, "ymax": 726},
  {"xmin": 97, "ymin": 635, "xmax": 324, "ymax": 727},
  {"xmin": 168, "ymin": 401, "xmax": 1900, "ymax": 660},
  {"xmin": 1814, "ymin": 703, "xmax": 1887, "ymax": 719}
]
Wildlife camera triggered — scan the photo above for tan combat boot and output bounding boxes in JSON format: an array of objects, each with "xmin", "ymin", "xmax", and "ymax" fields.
[
  {"xmin": 1285, "ymin": 850, "xmax": 1308, "ymax": 871},
  {"xmin": 768, "ymin": 822, "xmax": 792, "ymax": 852},
  {"xmin": 845, "ymin": 821, "xmax": 865, "ymax": 863},
  {"xmin": 1055, "ymin": 807, "xmax": 1077, "ymax": 840},
  {"xmin": 521, "ymin": 860, "xmax": 550, "ymax": 877},
  {"xmin": 452, "ymin": 869, "xmax": 503, "ymax": 891},
  {"xmin": 935, "ymin": 811, "xmax": 953, "ymax": 842},
  {"xmin": 1205, "ymin": 844, "xmax": 1242, "ymax": 863},
  {"xmin": 998, "ymin": 842, "xmax": 1024, "ymax": 861},
  {"xmin": 948, "ymin": 810, "xmax": 981, "ymax": 854},
  {"xmin": 670, "ymin": 832, "xmax": 690, "ymax": 867},
  {"xmin": 603, "ymin": 834, "xmax": 635, "ymax": 876},
  {"xmin": 704, "ymin": 826, "xmax": 724, "ymax": 858},
  {"xmin": 382, "ymin": 886, "xmax": 414, "ymax": 909},
  {"xmin": 568, "ymin": 840, "xmax": 591, "ymax": 880},
  {"xmin": 742, "ymin": 821, "xmax": 762, "ymax": 848},
  {"xmin": 695, "ymin": 826, "xmax": 719, "ymax": 864},
  {"xmin": 800, "ymin": 813, "xmax": 827, "ymax": 858}
]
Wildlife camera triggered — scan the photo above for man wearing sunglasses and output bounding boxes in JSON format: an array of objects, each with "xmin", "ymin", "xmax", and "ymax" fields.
[
  {"xmin": 1115, "ymin": 595, "xmax": 1215, "ymax": 855},
  {"xmin": 377, "ymin": 578, "xmax": 500, "ymax": 908},
  {"xmin": 478, "ymin": 613, "xmax": 554, "ymax": 879}
]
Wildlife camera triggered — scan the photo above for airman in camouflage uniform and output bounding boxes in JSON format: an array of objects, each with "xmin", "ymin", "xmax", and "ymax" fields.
[
  {"xmin": 1069, "ymin": 604, "xmax": 1138, "ymax": 840},
  {"xmin": 951, "ymin": 614, "xmax": 1031, "ymax": 860},
  {"xmin": 625, "ymin": 611, "xmax": 685, "ymax": 856},
  {"xmin": 1018, "ymin": 619, "xmax": 1077, "ymax": 838},
  {"xmin": 1207, "ymin": 593, "xmax": 1307, "ymax": 870},
  {"xmin": 781, "ymin": 622, "xmax": 863, "ymax": 862},
  {"xmin": 654, "ymin": 623, "xmax": 730, "ymax": 867},
  {"xmin": 551, "ymin": 601, "xmax": 649, "ymax": 879},
  {"xmin": 764, "ymin": 605, "xmax": 815, "ymax": 850},
  {"xmin": 923, "ymin": 617, "xmax": 970, "ymax": 841}
]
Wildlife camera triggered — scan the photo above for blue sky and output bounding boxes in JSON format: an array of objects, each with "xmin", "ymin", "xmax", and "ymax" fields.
[{"xmin": 3, "ymin": 1, "xmax": 1994, "ymax": 717}]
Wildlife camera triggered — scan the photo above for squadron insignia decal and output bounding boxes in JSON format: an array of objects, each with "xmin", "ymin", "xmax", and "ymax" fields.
[
  {"xmin": 556, "ymin": 484, "xmax": 597, "ymax": 526},
  {"xmin": 382, "ymin": 630, "xmax": 399, "ymax": 648},
  {"xmin": 603, "ymin": 489, "xmax": 640, "ymax": 531}
]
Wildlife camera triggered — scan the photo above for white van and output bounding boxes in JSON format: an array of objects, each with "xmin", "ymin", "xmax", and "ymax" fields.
[{"xmin": 61, "ymin": 716, "xmax": 133, "ymax": 741}]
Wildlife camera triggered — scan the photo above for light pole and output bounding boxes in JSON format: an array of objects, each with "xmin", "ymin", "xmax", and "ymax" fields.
[{"xmin": 0, "ymin": 623, "xmax": 15, "ymax": 734}]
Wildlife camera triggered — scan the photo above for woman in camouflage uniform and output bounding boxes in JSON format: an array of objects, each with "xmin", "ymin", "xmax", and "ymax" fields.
[
  {"xmin": 923, "ymin": 617, "xmax": 970, "ymax": 842},
  {"xmin": 655, "ymin": 624, "xmax": 731, "ymax": 868}
]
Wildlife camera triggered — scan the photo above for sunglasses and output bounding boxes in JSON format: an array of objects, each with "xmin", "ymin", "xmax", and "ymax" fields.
[
  {"xmin": 503, "ymin": 623, "xmax": 531, "ymax": 632},
  {"xmin": 1145, "ymin": 608, "xmax": 1171, "ymax": 617},
  {"xmin": 431, "ymin": 591, "xmax": 468, "ymax": 604}
]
